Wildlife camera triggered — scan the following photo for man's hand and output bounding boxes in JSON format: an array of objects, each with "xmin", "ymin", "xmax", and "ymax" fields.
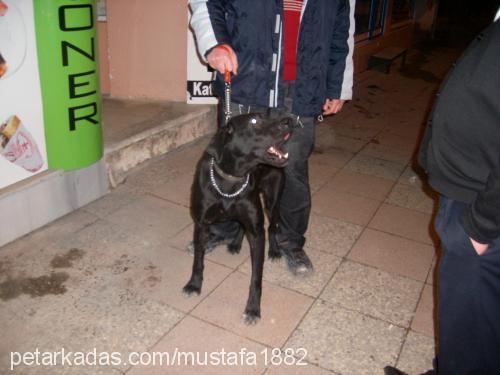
[
  {"xmin": 0, "ymin": 1, "xmax": 8, "ymax": 16},
  {"xmin": 323, "ymin": 99, "xmax": 345, "ymax": 115},
  {"xmin": 470, "ymin": 237, "xmax": 489, "ymax": 255},
  {"xmin": 207, "ymin": 45, "xmax": 238, "ymax": 75}
]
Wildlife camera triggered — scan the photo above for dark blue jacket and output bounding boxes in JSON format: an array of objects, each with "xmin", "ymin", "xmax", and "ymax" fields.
[{"xmin": 189, "ymin": 0, "xmax": 354, "ymax": 117}]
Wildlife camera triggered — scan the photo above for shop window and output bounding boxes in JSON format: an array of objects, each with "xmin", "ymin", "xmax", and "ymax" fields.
[
  {"xmin": 391, "ymin": 0, "xmax": 412, "ymax": 25},
  {"xmin": 355, "ymin": 0, "xmax": 372, "ymax": 35},
  {"xmin": 355, "ymin": 0, "xmax": 387, "ymax": 41}
]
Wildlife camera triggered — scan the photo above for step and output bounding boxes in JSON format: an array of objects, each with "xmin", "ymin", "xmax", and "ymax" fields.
[{"xmin": 102, "ymin": 98, "xmax": 217, "ymax": 187}]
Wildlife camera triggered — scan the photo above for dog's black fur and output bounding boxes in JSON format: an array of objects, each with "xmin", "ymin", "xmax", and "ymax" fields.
[{"xmin": 183, "ymin": 112, "xmax": 292, "ymax": 324}]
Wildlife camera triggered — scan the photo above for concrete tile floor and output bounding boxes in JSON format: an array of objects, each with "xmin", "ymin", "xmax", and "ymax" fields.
[{"xmin": 0, "ymin": 46, "xmax": 460, "ymax": 374}]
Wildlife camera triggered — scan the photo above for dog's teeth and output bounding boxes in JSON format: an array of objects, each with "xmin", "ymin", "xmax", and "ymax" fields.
[{"xmin": 284, "ymin": 153, "xmax": 289, "ymax": 158}]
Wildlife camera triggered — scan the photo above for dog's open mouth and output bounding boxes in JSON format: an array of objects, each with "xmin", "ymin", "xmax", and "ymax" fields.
[{"xmin": 266, "ymin": 132, "xmax": 290, "ymax": 163}]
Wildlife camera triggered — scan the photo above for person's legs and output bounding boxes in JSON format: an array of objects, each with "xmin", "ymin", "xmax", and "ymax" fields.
[
  {"xmin": 385, "ymin": 196, "xmax": 500, "ymax": 375},
  {"xmin": 272, "ymin": 81, "xmax": 315, "ymax": 275},
  {"xmin": 435, "ymin": 196, "xmax": 500, "ymax": 375}
]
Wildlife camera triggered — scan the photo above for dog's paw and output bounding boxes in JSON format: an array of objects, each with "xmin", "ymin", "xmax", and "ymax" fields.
[
  {"xmin": 182, "ymin": 284, "xmax": 201, "ymax": 297},
  {"xmin": 268, "ymin": 248, "xmax": 282, "ymax": 261},
  {"xmin": 242, "ymin": 310, "xmax": 261, "ymax": 325},
  {"xmin": 227, "ymin": 243, "xmax": 242, "ymax": 254}
]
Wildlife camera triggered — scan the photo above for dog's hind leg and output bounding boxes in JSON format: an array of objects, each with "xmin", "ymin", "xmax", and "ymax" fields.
[
  {"xmin": 242, "ymin": 225, "xmax": 265, "ymax": 325},
  {"xmin": 183, "ymin": 223, "xmax": 208, "ymax": 296},
  {"xmin": 227, "ymin": 225, "xmax": 245, "ymax": 254}
]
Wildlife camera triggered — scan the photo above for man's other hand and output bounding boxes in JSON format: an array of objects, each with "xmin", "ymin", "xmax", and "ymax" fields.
[
  {"xmin": 323, "ymin": 99, "xmax": 345, "ymax": 115},
  {"xmin": 470, "ymin": 237, "xmax": 489, "ymax": 256},
  {"xmin": 207, "ymin": 45, "xmax": 238, "ymax": 75}
]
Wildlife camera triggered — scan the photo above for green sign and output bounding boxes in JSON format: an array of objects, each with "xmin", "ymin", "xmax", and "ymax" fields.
[{"xmin": 34, "ymin": 0, "xmax": 102, "ymax": 170}]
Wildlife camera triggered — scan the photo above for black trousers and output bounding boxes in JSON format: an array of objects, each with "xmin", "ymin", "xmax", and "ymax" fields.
[
  {"xmin": 213, "ymin": 81, "xmax": 315, "ymax": 250},
  {"xmin": 435, "ymin": 196, "xmax": 500, "ymax": 375}
]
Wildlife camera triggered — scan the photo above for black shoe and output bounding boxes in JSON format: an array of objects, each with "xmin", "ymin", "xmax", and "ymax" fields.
[
  {"xmin": 384, "ymin": 366, "xmax": 434, "ymax": 375},
  {"xmin": 282, "ymin": 248, "xmax": 313, "ymax": 276},
  {"xmin": 186, "ymin": 233, "xmax": 233, "ymax": 255},
  {"xmin": 384, "ymin": 367, "xmax": 408, "ymax": 375}
]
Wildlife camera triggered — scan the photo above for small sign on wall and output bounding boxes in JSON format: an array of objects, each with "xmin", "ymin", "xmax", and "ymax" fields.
[
  {"xmin": 186, "ymin": 11, "xmax": 218, "ymax": 105},
  {"xmin": 97, "ymin": 0, "xmax": 105, "ymax": 21}
]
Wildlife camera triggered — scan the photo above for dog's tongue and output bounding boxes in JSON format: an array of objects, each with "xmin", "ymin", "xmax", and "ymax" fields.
[{"xmin": 267, "ymin": 146, "xmax": 288, "ymax": 160}]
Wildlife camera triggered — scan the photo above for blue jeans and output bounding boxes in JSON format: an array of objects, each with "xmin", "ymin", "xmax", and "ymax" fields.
[{"xmin": 435, "ymin": 196, "xmax": 500, "ymax": 375}]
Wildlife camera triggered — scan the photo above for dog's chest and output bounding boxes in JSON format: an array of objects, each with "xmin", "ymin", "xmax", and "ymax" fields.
[{"xmin": 202, "ymin": 198, "xmax": 260, "ymax": 225}]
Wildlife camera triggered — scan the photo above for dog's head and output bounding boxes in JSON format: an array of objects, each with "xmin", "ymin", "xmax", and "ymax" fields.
[{"xmin": 211, "ymin": 113, "xmax": 293, "ymax": 170}]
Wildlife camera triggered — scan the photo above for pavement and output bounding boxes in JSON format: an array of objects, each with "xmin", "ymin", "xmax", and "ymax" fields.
[{"xmin": 0, "ymin": 43, "xmax": 460, "ymax": 375}]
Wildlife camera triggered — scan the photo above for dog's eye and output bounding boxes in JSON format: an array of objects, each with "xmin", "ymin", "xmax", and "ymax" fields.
[{"xmin": 250, "ymin": 118, "xmax": 258, "ymax": 125}]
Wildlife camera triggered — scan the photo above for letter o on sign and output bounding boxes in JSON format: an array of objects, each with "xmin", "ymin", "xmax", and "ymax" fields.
[{"xmin": 59, "ymin": 5, "xmax": 93, "ymax": 31}]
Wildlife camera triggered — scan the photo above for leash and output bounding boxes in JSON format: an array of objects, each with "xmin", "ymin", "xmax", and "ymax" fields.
[
  {"xmin": 224, "ymin": 71, "xmax": 232, "ymax": 124},
  {"xmin": 213, "ymin": 44, "xmax": 234, "ymax": 124}
]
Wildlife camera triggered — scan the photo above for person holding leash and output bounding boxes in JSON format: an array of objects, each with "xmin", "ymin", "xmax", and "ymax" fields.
[{"xmin": 188, "ymin": 0, "xmax": 355, "ymax": 276}]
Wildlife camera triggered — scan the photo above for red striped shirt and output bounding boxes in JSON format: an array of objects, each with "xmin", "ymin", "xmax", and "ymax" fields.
[{"xmin": 283, "ymin": 0, "xmax": 303, "ymax": 81}]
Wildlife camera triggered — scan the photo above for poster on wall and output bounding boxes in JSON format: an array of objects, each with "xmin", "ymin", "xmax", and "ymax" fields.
[
  {"xmin": 0, "ymin": 0, "xmax": 48, "ymax": 189},
  {"xmin": 0, "ymin": 0, "xmax": 102, "ymax": 190},
  {"xmin": 186, "ymin": 11, "xmax": 218, "ymax": 105}
]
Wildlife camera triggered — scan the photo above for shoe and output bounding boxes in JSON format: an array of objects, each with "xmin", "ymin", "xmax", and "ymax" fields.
[
  {"xmin": 384, "ymin": 367, "xmax": 408, "ymax": 375},
  {"xmin": 384, "ymin": 366, "xmax": 434, "ymax": 375},
  {"xmin": 282, "ymin": 248, "xmax": 313, "ymax": 276},
  {"xmin": 186, "ymin": 233, "xmax": 233, "ymax": 255}
]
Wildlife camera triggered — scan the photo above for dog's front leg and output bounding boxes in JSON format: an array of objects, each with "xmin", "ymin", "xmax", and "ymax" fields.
[
  {"xmin": 243, "ymin": 227, "xmax": 265, "ymax": 325},
  {"xmin": 183, "ymin": 223, "xmax": 208, "ymax": 296},
  {"xmin": 259, "ymin": 167, "xmax": 284, "ymax": 261}
]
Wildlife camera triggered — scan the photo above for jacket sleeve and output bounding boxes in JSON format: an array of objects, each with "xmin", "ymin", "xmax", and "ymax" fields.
[
  {"xmin": 326, "ymin": 0, "xmax": 355, "ymax": 100},
  {"xmin": 189, "ymin": 0, "xmax": 231, "ymax": 61},
  {"xmin": 461, "ymin": 157, "xmax": 500, "ymax": 244}
]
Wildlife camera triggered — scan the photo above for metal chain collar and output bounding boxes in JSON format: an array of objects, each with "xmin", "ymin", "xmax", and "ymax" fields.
[{"xmin": 209, "ymin": 158, "xmax": 250, "ymax": 198}]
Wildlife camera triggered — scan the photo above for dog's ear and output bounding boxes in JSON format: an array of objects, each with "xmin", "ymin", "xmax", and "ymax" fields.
[{"xmin": 207, "ymin": 120, "xmax": 234, "ymax": 161}]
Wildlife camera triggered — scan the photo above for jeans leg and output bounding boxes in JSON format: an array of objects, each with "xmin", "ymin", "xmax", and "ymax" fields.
[
  {"xmin": 275, "ymin": 119, "xmax": 315, "ymax": 249},
  {"xmin": 435, "ymin": 196, "xmax": 500, "ymax": 375},
  {"xmin": 274, "ymin": 81, "xmax": 315, "ymax": 250}
]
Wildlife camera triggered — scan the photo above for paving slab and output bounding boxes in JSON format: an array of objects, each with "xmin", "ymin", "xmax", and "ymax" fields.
[
  {"xmin": 348, "ymin": 229, "xmax": 436, "ymax": 282},
  {"xmin": 191, "ymin": 272, "xmax": 314, "ymax": 348},
  {"xmin": 305, "ymin": 214, "xmax": 363, "ymax": 257},
  {"xmin": 396, "ymin": 331, "xmax": 435, "ymax": 375},
  {"xmin": 285, "ymin": 300, "xmax": 406, "ymax": 375},
  {"xmin": 369, "ymin": 203, "xmax": 436, "ymax": 245},
  {"xmin": 325, "ymin": 170, "xmax": 395, "ymax": 201},
  {"xmin": 320, "ymin": 260, "xmax": 423, "ymax": 327},
  {"xmin": 238, "ymin": 246, "xmax": 342, "ymax": 298}
]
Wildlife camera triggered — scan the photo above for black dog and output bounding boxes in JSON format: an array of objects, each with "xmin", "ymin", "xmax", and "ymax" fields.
[{"xmin": 183, "ymin": 113, "xmax": 292, "ymax": 324}]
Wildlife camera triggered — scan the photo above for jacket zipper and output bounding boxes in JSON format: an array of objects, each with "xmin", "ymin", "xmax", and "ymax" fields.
[{"xmin": 271, "ymin": 12, "xmax": 283, "ymax": 107}]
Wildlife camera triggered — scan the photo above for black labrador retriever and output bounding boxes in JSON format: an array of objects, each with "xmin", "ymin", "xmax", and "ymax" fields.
[{"xmin": 183, "ymin": 112, "xmax": 292, "ymax": 324}]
